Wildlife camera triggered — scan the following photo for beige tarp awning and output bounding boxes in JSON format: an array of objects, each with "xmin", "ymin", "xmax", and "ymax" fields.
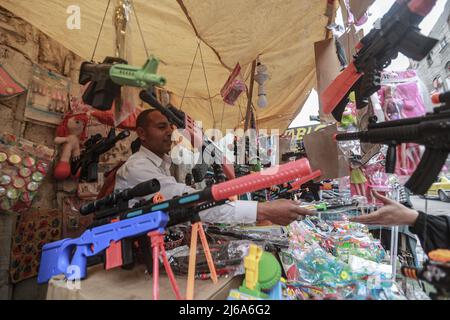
[{"xmin": 0, "ymin": 0, "xmax": 330, "ymax": 130}]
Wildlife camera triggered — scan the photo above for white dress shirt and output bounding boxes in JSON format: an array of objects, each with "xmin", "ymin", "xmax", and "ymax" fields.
[{"xmin": 115, "ymin": 146, "xmax": 258, "ymax": 224}]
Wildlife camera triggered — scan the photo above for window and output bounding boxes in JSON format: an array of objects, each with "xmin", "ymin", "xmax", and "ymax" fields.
[
  {"xmin": 427, "ymin": 54, "xmax": 433, "ymax": 67},
  {"xmin": 439, "ymin": 37, "xmax": 448, "ymax": 52},
  {"xmin": 433, "ymin": 76, "xmax": 443, "ymax": 91}
]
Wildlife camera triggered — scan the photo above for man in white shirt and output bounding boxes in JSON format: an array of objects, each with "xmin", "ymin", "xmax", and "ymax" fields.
[{"xmin": 115, "ymin": 109, "xmax": 312, "ymax": 225}]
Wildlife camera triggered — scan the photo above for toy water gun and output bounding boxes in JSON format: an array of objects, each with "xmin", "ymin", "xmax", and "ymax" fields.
[
  {"xmin": 321, "ymin": 0, "xmax": 438, "ymax": 121},
  {"xmin": 401, "ymin": 249, "xmax": 450, "ymax": 299},
  {"xmin": 38, "ymin": 158, "xmax": 314, "ymax": 283},
  {"xmin": 79, "ymin": 56, "xmax": 166, "ymax": 111},
  {"xmin": 139, "ymin": 89, "xmax": 236, "ymax": 180},
  {"xmin": 334, "ymin": 91, "xmax": 450, "ymax": 195},
  {"xmin": 228, "ymin": 244, "xmax": 284, "ymax": 300},
  {"xmin": 71, "ymin": 128, "xmax": 130, "ymax": 182}
]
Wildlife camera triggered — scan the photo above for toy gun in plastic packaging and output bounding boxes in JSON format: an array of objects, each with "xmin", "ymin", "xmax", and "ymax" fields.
[
  {"xmin": 79, "ymin": 56, "xmax": 166, "ymax": 110},
  {"xmin": 401, "ymin": 249, "xmax": 450, "ymax": 300},
  {"xmin": 71, "ymin": 128, "xmax": 130, "ymax": 182},
  {"xmin": 37, "ymin": 158, "xmax": 315, "ymax": 283},
  {"xmin": 334, "ymin": 91, "xmax": 450, "ymax": 195},
  {"xmin": 140, "ymin": 89, "xmax": 236, "ymax": 180},
  {"xmin": 321, "ymin": 0, "xmax": 438, "ymax": 121},
  {"xmin": 267, "ymin": 170, "xmax": 322, "ymax": 201}
]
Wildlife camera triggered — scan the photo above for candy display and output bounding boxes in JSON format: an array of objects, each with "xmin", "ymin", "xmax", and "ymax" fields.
[
  {"xmin": 277, "ymin": 217, "xmax": 413, "ymax": 300},
  {"xmin": 0, "ymin": 133, "xmax": 54, "ymax": 212}
]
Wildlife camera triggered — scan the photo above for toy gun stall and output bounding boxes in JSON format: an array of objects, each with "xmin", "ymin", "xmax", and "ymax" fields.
[
  {"xmin": 71, "ymin": 128, "xmax": 130, "ymax": 182},
  {"xmin": 38, "ymin": 158, "xmax": 315, "ymax": 284},
  {"xmin": 334, "ymin": 91, "xmax": 450, "ymax": 195},
  {"xmin": 321, "ymin": 0, "xmax": 438, "ymax": 121}
]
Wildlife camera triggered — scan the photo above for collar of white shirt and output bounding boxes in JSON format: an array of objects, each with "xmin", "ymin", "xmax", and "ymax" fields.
[{"xmin": 139, "ymin": 145, "xmax": 172, "ymax": 172}]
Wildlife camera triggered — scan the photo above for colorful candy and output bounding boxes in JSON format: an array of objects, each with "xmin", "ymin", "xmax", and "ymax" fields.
[{"xmin": 8, "ymin": 154, "xmax": 22, "ymax": 165}]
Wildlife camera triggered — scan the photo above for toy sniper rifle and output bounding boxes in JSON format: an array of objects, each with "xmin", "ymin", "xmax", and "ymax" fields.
[
  {"xmin": 335, "ymin": 91, "xmax": 450, "ymax": 195},
  {"xmin": 79, "ymin": 57, "xmax": 236, "ymax": 181},
  {"xmin": 37, "ymin": 158, "xmax": 315, "ymax": 283},
  {"xmin": 71, "ymin": 128, "xmax": 130, "ymax": 182},
  {"xmin": 321, "ymin": 0, "xmax": 438, "ymax": 121}
]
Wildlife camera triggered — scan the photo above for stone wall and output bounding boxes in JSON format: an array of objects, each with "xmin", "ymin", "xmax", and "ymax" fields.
[{"xmin": 0, "ymin": 6, "xmax": 84, "ymax": 299}]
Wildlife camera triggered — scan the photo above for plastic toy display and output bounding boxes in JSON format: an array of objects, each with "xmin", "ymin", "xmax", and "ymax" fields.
[{"xmin": 0, "ymin": 133, "xmax": 53, "ymax": 212}]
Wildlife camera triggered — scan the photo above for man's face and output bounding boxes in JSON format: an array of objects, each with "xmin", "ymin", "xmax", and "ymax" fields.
[{"xmin": 137, "ymin": 111, "xmax": 174, "ymax": 156}]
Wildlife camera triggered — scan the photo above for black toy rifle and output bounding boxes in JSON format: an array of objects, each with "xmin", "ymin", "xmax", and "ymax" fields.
[
  {"xmin": 321, "ymin": 0, "xmax": 438, "ymax": 121},
  {"xmin": 335, "ymin": 91, "xmax": 450, "ymax": 195},
  {"xmin": 71, "ymin": 128, "xmax": 130, "ymax": 182}
]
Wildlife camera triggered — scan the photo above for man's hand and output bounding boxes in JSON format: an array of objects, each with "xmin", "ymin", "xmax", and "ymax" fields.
[
  {"xmin": 350, "ymin": 191, "xmax": 419, "ymax": 226},
  {"xmin": 257, "ymin": 199, "xmax": 313, "ymax": 226}
]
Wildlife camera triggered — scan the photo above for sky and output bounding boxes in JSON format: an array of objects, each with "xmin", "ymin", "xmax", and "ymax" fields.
[{"xmin": 288, "ymin": 0, "xmax": 448, "ymax": 128}]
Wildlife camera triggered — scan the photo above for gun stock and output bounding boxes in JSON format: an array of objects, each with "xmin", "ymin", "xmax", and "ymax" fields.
[{"xmin": 37, "ymin": 212, "xmax": 168, "ymax": 284}]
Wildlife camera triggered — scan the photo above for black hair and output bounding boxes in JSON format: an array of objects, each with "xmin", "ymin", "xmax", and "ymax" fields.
[
  {"xmin": 135, "ymin": 108, "xmax": 159, "ymax": 131},
  {"xmin": 132, "ymin": 109, "xmax": 160, "ymax": 153}
]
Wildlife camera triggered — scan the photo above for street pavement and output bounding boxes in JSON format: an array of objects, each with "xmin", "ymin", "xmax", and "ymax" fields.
[{"xmin": 410, "ymin": 196, "xmax": 450, "ymax": 216}]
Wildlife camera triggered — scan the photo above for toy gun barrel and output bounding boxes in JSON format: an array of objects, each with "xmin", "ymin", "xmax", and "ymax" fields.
[
  {"xmin": 139, "ymin": 90, "xmax": 185, "ymax": 128},
  {"xmin": 91, "ymin": 158, "xmax": 314, "ymax": 222},
  {"xmin": 92, "ymin": 129, "xmax": 130, "ymax": 156},
  {"xmin": 335, "ymin": 125, "xmax": 422, "ymax": 144},
  {"xmin": 80, "ymin": 179, "xmax": 161, "ymax": 215}
]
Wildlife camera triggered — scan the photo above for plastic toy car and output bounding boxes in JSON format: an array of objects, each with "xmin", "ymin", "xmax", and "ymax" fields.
[{"xmin": 425, "ymin": 176, "xmax": 450, "ymax": 202}]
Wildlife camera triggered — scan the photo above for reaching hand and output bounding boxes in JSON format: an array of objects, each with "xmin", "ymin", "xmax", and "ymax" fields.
[
  {"xmin": 350, "ymin": 190, "xmax": 419, "ymax": 226},
  {"xmin": 257, "ymin": 199, "xmax": 313, "ymax": 226}
]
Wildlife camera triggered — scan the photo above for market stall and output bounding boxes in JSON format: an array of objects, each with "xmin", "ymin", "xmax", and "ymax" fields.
[{"xmin": 0, "ymin": 0, "xmax": 449, "ymax": 303}]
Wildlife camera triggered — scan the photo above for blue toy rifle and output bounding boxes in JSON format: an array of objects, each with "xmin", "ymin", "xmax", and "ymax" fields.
[{"xmin": 38, "ymin": 158, "xmax": 315, "ymax": 283}]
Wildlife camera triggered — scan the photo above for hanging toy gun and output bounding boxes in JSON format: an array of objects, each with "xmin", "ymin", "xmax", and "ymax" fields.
[
  {"xmin": 37, "ymin": 158, "xmax": 314, "ymax": 283},
  {"xmin": 79, "ymin": 56, "xmax": 166, "ymax": 110},
  {"xmin": 334, "ymin": 91, "xmax": 450, "ymax": 195},
  {"xmin": 401, "ymin": 249, "xmax": 450, "ymax": 300},
  {"xmin": 321, "ymin": 0, "xmax": 438, "ymax": 121},
  {"xmin": 71, "ymin": 128, "xmax": 130, "ymax": 182},
  {"xmin": 140, "ymin": 89, "xmax": 236, "ymax": 180}
]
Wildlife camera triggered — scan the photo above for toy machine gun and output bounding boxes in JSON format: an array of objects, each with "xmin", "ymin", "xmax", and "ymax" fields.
[
  {"xmin": 321, "ymin": 0, "xmax": 438, "ymax": 121},
  {"xmin": 38, "ymin": 158, "xmax": 315, "ymax": 292},
  {"xmin": 334, "ymin": 91, "xmax": 450, "ymax": 195},
  {"xmin": 401, "ymin": 249, "xmax": 450, "ymax": 300},
  {"xmin": 71, "ymin": 128, "xmax": 130, "ymax": 182},
  {"xmin": 79, "ymin": 56, "xmax": 166, "ymax": 110}
]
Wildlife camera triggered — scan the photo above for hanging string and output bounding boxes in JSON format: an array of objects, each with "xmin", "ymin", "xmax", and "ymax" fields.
[
  {"xmin": 91, "ymin": 0, "xmax": 112, "ymax": 61},
  {"xmin": 180, "ymin": 41, "xmax": 200, "ymax": 110},
  {"xmin": 220, "ymin": 101, "xmax": 226, "ymax": 131},
  {"xmin": 130, "ymin": 0, "xmax": 150, "ymax": 59},
  {"xmin": 198, "ymin": 42, "xmax": 216, "ymax": 128}
]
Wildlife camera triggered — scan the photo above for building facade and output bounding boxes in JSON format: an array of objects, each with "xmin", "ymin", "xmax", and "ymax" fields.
[{"xmin": 414, "ymin": 0, "xmax": 450, "ymax": 94}]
